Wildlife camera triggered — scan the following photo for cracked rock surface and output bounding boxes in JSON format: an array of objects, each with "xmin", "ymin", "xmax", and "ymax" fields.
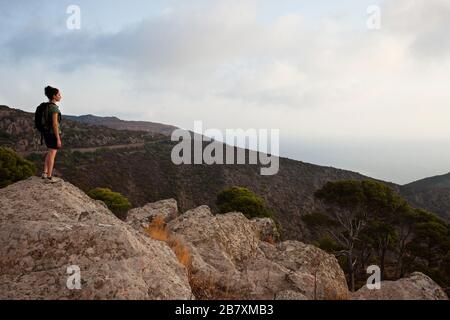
[{"xmin": 0, "ymin": 177, "xmax": 192, "ymax": 300}]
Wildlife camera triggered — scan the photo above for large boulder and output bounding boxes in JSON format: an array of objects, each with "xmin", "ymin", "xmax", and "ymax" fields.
[
  {"xmin": 126, "ymin": 199, "xmax": 178, "ymax": 231},
  {"xmin": 0, "ymin": 177, "xmax": 192, "ymax": 300},
  {"xmin": 257, "ymin": 241, "xmax": 348, "ymax": 300},
  {"xmin": 250, "ymin": 217, "xmax": 280, "ymax": 242},
  {"xmin": 352, "ymin": 272, "xmax": 448, "ymax": 300},
  {"xmin": 168, "ymin": 207, "xmax": 260, "ymax": 294},
  {"xmin": 167, "ymin": 206, "xmax": 348, "ymax": 300}
]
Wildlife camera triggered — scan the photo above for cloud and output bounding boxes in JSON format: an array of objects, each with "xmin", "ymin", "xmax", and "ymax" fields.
[
  {"xmin": 383, "ymin": 0, "xmax": 450, "ymax": 61},
  {"xmin": 1, "ymin": 0, "xmax": 450, "ymax": 183},
  {"xmin": 2, "ymin": 0, "xmax": 449, "ymax": 113}
]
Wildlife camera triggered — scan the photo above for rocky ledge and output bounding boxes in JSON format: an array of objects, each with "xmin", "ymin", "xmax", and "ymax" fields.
[{"xmin": 0, "ymin": 177, "xmax": 447, "ymax": 300}]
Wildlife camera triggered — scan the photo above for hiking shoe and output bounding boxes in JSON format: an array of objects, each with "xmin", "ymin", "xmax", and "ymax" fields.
[
  {"xmin": 46, "ymin": 176, "xmax": 61, "ymax": 183},
  {"xmin": 41, "ymin": 172, "xmax": 48, "ymax": 179}
]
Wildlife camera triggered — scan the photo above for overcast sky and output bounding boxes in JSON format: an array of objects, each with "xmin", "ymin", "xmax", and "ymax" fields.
[{"xmin": 1, "ymin": 0, "xmax": 449, "ymax": 184}]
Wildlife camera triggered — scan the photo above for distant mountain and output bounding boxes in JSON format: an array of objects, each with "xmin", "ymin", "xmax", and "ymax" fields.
[
  {"xmin": 65, "ymin": 114, "xmax": 178, "ymax": 137},
  {"xmin": 404, "ymin": 172, "xmax": 450, "ymax": 190},
  {"xmin": 400, "ymin": 172, "xmax": 450, "ymax": 221}
]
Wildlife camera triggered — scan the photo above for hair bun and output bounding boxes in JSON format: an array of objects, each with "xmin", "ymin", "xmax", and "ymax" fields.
[{"xmin": 44, "ymin": 86, "xmax": 59, "ymax": 100}]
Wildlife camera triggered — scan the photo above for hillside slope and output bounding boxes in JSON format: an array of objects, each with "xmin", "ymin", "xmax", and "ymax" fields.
[
  {"xmin": 400, "ymin": 172, "xmax": 450, "ymax": 221},
  {"xmin": 1, "ymin": 104, "xmax": 448, "ymax": 238},
  {"xmin": 0, "ymin": 105, "xmax": 374, "ymax": 240}
]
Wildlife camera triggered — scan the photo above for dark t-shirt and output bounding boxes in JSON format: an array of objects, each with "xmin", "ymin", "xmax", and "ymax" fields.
[{"xmin": 47, "ymin": 103, "xmax": 61, "ymax": 135}]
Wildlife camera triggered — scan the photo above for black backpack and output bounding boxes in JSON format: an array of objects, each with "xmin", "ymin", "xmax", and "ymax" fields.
[
  {"xmin": 35, "ymin": 102, "xmax": 61, "ymax": 145},
  {"xmin": 35, "ymin": 102, "xmax": 51, "ymax": 134}
]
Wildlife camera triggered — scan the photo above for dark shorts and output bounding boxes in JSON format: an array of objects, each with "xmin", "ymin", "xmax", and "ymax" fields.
[{"xmin": 43, "ymin": 133, "xmax": 60, "ymax": 150}]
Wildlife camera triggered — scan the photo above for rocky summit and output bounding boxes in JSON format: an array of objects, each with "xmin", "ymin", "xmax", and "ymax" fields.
[
  {"xmin": 0, "ymin": 177, "xmax": 191, "ymax": 299},
  {"xmin": 0, "ymin": 177, "xmax": 447, "ymax": 300}
]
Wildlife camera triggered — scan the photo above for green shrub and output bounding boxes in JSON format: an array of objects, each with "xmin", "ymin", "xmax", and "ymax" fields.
[
  {"xmin": 0, "ymin": 147, "xmax": 36, "ymax": 188},
  {"xmin": 87, "ymin": 187, "xmax": 132, "ymax": 220},
  {"xmin": 302, "ymin": 212, "xmax": 338, "ymax": 228},
  {"xmin": 315, "ymin": 235, "xmax": 344, "ymax": 252},
  {"xmin": 216, "ymin": 186, "xmax": 273, "ymax": 219}
]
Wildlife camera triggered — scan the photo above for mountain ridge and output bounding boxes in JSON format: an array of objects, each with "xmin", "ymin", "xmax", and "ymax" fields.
[
  {"xmin": 404, "ymin": 171, "xmax": 450, "ymax": 189},
  {"xmin": 400, "ymin": 172, "xmax": 450, "ymax": 221},
  {"xmin": 65, "ymin": 113, "xmax": 178, "ymax": 137}
]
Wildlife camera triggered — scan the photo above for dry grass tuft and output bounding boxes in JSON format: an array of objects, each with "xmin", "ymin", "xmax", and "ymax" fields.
[
  {"xmin": 145, "ymin": 215, "xmax": 168, "ymax": 242},
  {"xmin": 168, "ymin": 236, "xmax": 191, "ymax": 269},
  {"xmin": 264, "ymin": 235, "xmax": 277, "ymax": 245},
  {"xmin": 144, "ymin": 215, "xmax": 245, "ymax": 300}
]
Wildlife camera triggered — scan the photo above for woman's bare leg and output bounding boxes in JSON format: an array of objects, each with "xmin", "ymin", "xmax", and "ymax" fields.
[
  {"xmin": 43, "ymin": 153, "xmax": 49, "ymax": 175},
  {"xmin": 47, "ymin": 149, "xmax": 58, "ymax": 177}
]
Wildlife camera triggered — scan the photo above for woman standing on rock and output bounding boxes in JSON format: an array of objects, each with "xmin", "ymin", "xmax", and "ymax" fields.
[{"xmin": 40, "ymin": 86, "xmax": 62, "ymax": 183}]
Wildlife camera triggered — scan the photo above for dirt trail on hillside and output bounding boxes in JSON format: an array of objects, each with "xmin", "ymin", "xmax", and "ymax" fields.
[
  {"xmin": 69, "ymin": 142, "xmax": 146, "ymax": 153},
  {"xmin": 23, "ymin": 140, "xmax": 166, "ymax": 155}
]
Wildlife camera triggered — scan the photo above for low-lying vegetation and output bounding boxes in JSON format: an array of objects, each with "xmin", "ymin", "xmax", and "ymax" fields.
[
  {"xmin": 0, "ymin": 147, "xmax": 36, "ymax": 188},
  {"xmin": 304, "ymin": 180, "xmax": 450, "ymax": 292},
  {"xmin": 216, "ymin": 186, "xmax": 274, "ymax": 219},
  {"xmin": 87, "ymin": 187, "xmax": 132, "ymax": 220}
]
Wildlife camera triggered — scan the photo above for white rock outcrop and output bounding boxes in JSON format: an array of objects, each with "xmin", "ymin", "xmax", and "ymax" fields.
[
  {"xmin": 2, "ymin": 177, "xmax": 447, "ymax": 300},
  {"xmin": 165, "ymin": 205, "xmax": 349, "ymax": 300},
  {"xmin": 126, "ymin": 198, "xmax": 178, "ymax": 231},
  {"xmin": 0, "ymin": 177, "xmax": 192, "ymax": 300}
]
